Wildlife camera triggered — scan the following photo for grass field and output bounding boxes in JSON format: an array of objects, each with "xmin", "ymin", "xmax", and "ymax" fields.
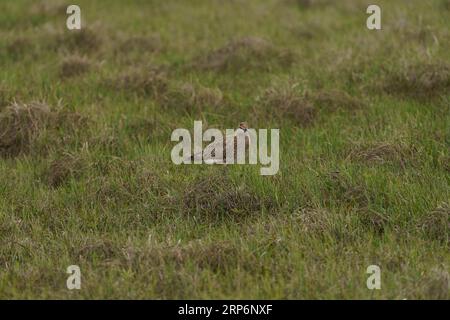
[{"xmin": 0, "ymin": 0, "xmax": 449, "ymax": 299}]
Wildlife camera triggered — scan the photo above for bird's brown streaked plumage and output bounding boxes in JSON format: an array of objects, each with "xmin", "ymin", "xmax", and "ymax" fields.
[{"xmin": 190, "ymin": 122, "xmax": 250, "ymax": 163}]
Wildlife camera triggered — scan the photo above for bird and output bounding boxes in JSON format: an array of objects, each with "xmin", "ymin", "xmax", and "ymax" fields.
[{"xmin": 190, "ymin": 122, "xmax": 250, "ymax": 164}]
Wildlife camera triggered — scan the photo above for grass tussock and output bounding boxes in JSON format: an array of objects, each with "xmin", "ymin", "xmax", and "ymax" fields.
[
  {"xmin": 124, "ymin": 116, "xmax": 174, "ymax": 142},
  {"xmin": 164, "ymin": 82, "xmax": 224, "ymax": 115},
  {"xmin": 30, "ymin": 1, "xmax": 68, "ymax": 16},
  {"xmin": 75, "ymin": 239, "xmax": 118, "ymax": 262},
  {"xmin": 191, "ymin": 36, "xmax": 295, "ymax": 72},
  {"xmin": 291, "ymin": 20, "xmax": 328, "ymax": 40},
  {"xmin": 346, "ymin": 142, "xmax": 418, "ymax": 168},
  {"xmin": 358, "ymin": 209, "xmax": 389, "ymax": 235},
  {"xmin": 254, "ymin": 81, "xmax": 316, "ymax": 126},
  {"xmin": 392, "ymin": 17, "xmax": 439, "ymax": 46},
  {"xmin": 440, "ymin": 156, "xmax": 450, "ymax": 173},
  {"xmin": 86, "ymin": 126, "xmax": 126, "ymax": 156},
  {"xmin": 115, "ymin": 34, "xmax": 162, "ymax": 54},
  {"xmin": 184, "ymin": 174, "xmax": 272, "ymax": 217},
  {"xmin": 419, "ymin": 203, "xmax": 449, "ymax": 244},
  {"xmin": 310, "ymin": 89, "xmax": 365, "ymax": 112},
  {"xmin": 0, "ymin": 102, "xmax": 87, "ymax": 158},
  {"xmin": 322, "ymin": 172, "xmax": 371, "ymax": 209},
  {"xmin": 0, "ymin": 85, "xmax": 11, "ymax": 108},
  {"xmin": 89, "ymin": 162, "xmax": 170, "ymax": 211},
  {"xmin": 382, "ymin": 62, "xmax": 450, "ymax": 99},
  {"xmin": 78, "ymin": 239, "xmax": 248, "ymax": 279},
  {"xmin": 45, "ymin": 152, "xmax": 87, "ymax": 188},
  {"xmin": 296, "ymin": 207, "xmax": 333, "ymax": 234},
  {"xmin": 5, "ymin": 37, "xmax": 33, "ymax": 59},
  {"xmin": 443, "ymin": 0, "xmax": 450, "ymax": 10},
  {"xmin": 294, "ymin": 207, "xmax": 357, "ymax": 242},
  {"xmin": 60, "ymin": 55, "xmax": 92, "ymax": 78},
  {"xmin": 422, "ymin": 267, "xmax": 450, "ymax": 299},
  {"xmin": 53, "ymin": 28, "xmax": 102, "ymax": 54},
  {"xmin": 144, "ymin": 240, "xmax": 242, "ymax": 273},
  {"xmin": 109, "ymin": 66, "xmax": 168, "ymax": 98},
  {"xmin": 291, "ymin": 0, "xmax": 331, "ymax": 9},
  {"xmin": 125, "ymin": 118, "xmax": 159, "ymax": 140},
  {"xmin": 0, "ymin": 103, "xmax": 53, "ymax": 157}
]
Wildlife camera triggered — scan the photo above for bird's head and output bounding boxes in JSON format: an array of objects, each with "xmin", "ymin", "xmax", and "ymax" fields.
[{"xmin": 239, "ymin": 122, "xmax": 248, "ymax": 132}]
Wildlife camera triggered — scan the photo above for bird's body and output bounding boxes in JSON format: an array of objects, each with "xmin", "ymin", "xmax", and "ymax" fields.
[{"xmin": 190, "ymin": 122, "xmax": 250, "ymax": 163}]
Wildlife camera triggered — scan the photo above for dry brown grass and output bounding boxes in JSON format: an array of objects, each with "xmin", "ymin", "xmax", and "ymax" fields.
[
  {"xmin": 444, "ymin": 0, "xmax": 450, "ymax": 10},
  {"xmin": 125, "ymin": 118, "xmax": 161, "ymax": 141},
  {"xmin": 346, "ymin": 142, "xmax": 418, "ymax": 168},
  {"xmin": 420, "ymin": 267, "xmax": 450, "ymax": 299},
  {"xmin": 0, "ymin": 102, "xmax": 87, "ymax": 158},
  {"xmin": 29, "ymin": 1, "xmax": 68, "ymax": 16},
  {"xmin": 419, "ymin": 203, "xmax": 449, "ymax": 244},
  {"xmin": 382, "ymin": 62, "xmax": 450, "ymax": 99},
  {"xmin": 191, "ymin": 36, "xmax": 295, "ymax": 72},
  {"xmin": 184, "ymin": 174, "xmax": 271, "ymax": 217},
  {"xmin": 358, "ymin": 209, "xmax": 389, "ymax": 235},
  {"xmin": 74, "ymin": 238, "xmax": 118, "ymax": 262},
  {"xmin": 53, "ymin": 28, "xmax": 102, "ymax": 54},
  {"xmin": 286, "ymin": 0, "xmax": 361, "ymax": 12},
  {"xmin": 440, "ymin": 156, "xmax": 450, "ymax": 173},
  {"xmin": 292, "ymin": 0, "xmax": 331, "ymax": 9},
  {"xmin": 0, "ymin": 103, "xmax": 53, "ymax": 157},
  {"xmin": 0, "ymin": 85, "xmax": 10, "ymax": 108},
  {"xmin": 164, "ymin": 82, "xmax": 224, "ymax": 115},
  {"xmin": 322, "ymin": 172, "xmax": 370, "ymax": 209},
  {"xmin": 85, "ymin": 125, "xmax": 126, "ymax": 156},
  {"xmin": 109, "ymin": 66, "xmax": 168, "ymax": 98},
  {"xmin": 182, "ymin": 241, "xmax": 240, "ymax": 272},
  {"xmin": 117, "ymin": 239, "xmax": 246, "ymax": 273},
  {"xmin": 295, "ymin": 0, "xmax": 315, "ymax": 8},
  {"xmin": 60, "ymin": 55, "xmax": 92, "ymax": 78},
  {"xmin": 310, "ymin": 89, "xmax": 364, "ymax": 112},
  {"xmin": 115, "ymin": 34, "xmax": 162, "ymax": 54},
  {"xmin": 296, "ymin": 207, "xmax": 332, "ymax": 234},
  {"xmin": 254, "ymin": 81, "xmax": 316, "ymax": 126},
  {"xmin": 5, "ymin": 37, "xmax": 33, "ymax": 59},
  {"xmin": 391, "ymin": 16, "xmax": 440, "ymax": 47},
  {"xmin": 45, "ymin": 153, "xmax": 86, "ymax": 188},
  {"xmin": 292, "ymin": 207, "xmax": 357, "ymax": 243},
  {"xmin": 147, "ymin": 240, "xmax": 241, "ymax": 272},
  {"xmin": 123, "ymin": 114, "xmax": 178, "ymax": 143},
  {"xmin": 291, "ymin": 20, "xmax": 327, "ymax": 40},
  {"xmin": 88, "ymin": 161, "xmax": 171, "ymax": 212},
  {"xmin": 97, "ymin": 239, "xmax": 248, "ymax": 276}
]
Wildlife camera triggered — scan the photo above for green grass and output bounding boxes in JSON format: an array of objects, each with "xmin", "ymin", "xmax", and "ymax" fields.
[{"xmin": 0, "ymin": 0, "xmax": 449, "ymax": 299}]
